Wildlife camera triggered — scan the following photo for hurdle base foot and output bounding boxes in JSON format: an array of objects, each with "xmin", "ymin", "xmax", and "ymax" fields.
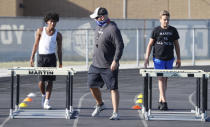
[{"xmin": 146, "ymin": 110, "xmax": 207, "ymax": 121}]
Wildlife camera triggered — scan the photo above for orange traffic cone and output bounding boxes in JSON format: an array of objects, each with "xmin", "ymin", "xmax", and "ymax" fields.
[
  {"xmin": 23, "ymin": 97, "xmax": 32, "ymax": 102},
  {"xmin": 132, "ymin": 105, "xmax": 142, "ymax": 110}
]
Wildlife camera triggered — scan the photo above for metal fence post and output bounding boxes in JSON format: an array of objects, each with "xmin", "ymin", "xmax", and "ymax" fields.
[
  {"xmin": 136, "ymin": 29, "xmax": 139, "ymax": 66},
  {"xmin": 192, "ymin": 28, "xmax": 195, "ymax": 66},
  {"xmin": 86, "ymin": 30, "xmax": 89, "ymax": 69}
]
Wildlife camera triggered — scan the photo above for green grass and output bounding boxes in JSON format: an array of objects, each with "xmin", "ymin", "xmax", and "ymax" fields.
[
  {"xmin": 0, "ymin": 60, "xmax": 208, "ymax": 69},
  {"xmin": 0, "ymin": 60, "xmax": 141, "ymax": 68},
  {"xmin": 0, "ymin": 61, "xmax": 30, "ymax": 68},
  {"xmin": 0, "ymin": 61, "xmax": 87, "ymax": 68}
]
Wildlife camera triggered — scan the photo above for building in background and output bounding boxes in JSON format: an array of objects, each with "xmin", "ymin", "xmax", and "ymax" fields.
[
  {"xmin": 0, "ymin": 0, "xmax": 210, "ymax": 19},
  {"xmin": 0, "ymin": 0, "xmax": 23, "ymax": 16}
]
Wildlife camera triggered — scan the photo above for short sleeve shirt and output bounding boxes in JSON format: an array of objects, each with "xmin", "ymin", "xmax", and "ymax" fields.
[{"xmin": 151, "ymin": 25, "xmax": 179, "ymax": 60}]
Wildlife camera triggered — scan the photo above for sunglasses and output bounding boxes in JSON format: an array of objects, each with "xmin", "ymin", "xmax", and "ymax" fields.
[
  {"xmin": 162, "ymin": 14, "xmax": 169, "ymax": 16},
  {"xmin": 95, "ymin": 16, "xmax": 102, "ymax": 19}
]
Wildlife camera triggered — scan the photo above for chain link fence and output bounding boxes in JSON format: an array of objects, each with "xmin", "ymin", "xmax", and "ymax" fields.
[{"xmin": 0, "ymin": 17, "xmax": 209, "ymax": 68}]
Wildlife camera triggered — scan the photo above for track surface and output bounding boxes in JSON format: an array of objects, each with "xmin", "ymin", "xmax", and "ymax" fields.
[{"xmin": 0, "ymin": 66, "xmax": 210, "ymax": 127}]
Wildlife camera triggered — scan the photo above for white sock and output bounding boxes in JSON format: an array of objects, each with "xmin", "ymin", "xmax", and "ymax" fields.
[{"xmin": 45, "ymin": 99, "xmax": 49, "ymax": 103}]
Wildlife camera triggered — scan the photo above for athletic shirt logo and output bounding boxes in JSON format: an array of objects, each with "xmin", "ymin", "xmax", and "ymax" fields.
[
  {"xmin": 38, "ymin": 27, "xmax": 57, "ymax": 54},
  {"xmin": 157, "ymin": 31, "xmax": 173, "ymax": 45}
]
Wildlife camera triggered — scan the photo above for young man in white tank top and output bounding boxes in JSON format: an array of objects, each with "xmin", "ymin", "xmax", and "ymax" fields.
[{"xmin": 30, "ymin": 12, "xmax": 62, "ymax": 109}]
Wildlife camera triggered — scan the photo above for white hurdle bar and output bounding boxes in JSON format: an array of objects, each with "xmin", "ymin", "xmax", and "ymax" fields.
[
  {"xmin": 8, "ymin": 67, "xmax": 76, "ymax": 119},
  {"xmin": 140, "ymin": 69, "xmax": 205, "ymax": 78},
  {"xmin": 8, "ymin": 67, "xmax": 76, "ymax": 76},
  {"xmin": 139, "ymin": 69, "xmax": 208, "ymax": 121}
]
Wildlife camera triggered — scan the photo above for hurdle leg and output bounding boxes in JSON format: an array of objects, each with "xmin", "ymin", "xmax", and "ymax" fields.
[
  {"xmin": 143, "ymin": 74, "xmax": 149, "ymax": 119},
  {"xmin": 15, "ymin": 75, "xmax": 20, "ymax": 111},
  {"xmin": 10, "ymin": 71, "xmax": 14, "ymax": 118},
  {"xmin": 149, "ymin": 77, "xmax": 152, "ymax": 115},
  {"xmin": 65, "ymin": 74, "xmax": 70, "ymax": 119},
  {"xmin": 196, "ymin": 78, "xmax": 201, "ymax": 116},
  {"xmin": 65, "ymin": 72, "xmax": 74, "ymax": 119},
  {"xmin": 201, "ymin": 74, "xmax": 208, "ymax": 121},
  {"xmin": 205, "ymin": 78, "xmax": 208, "ymax": 117},
  {"xmin": 70, "ymin": 74, "xmax": 74, "ymax": 113}
]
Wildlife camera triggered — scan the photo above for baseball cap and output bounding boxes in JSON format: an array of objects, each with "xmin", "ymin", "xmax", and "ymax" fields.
[{"xmin": 90, "ymin": 7, "xmax": 108, "ymax": 19}]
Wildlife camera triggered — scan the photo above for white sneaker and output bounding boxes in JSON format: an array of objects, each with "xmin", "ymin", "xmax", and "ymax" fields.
[
  {"xmin": 109, "ymin": 112, "xmax": 120, "ymax": 120},
  {"xmin": 41, "ymin": 95, "xmax": 45, "ymax": 108},
  {"xmin": 91, "ymin": 102, "xmax": 105, "ymax": 117},
  {"xmin": 43, "ymin": 99, "xmax": 52, "ymax": 110}
]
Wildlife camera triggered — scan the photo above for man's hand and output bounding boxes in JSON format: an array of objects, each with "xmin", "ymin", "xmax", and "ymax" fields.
[
  {"xmin": 176, "ymin": 59, "xmax": 181, "ymax": 68},
  {"xmin": 110, "ymin": 61, "xmax": 118, "ymax": 71},
  {"xmin": 144, "ymin": 58, "xmax": 149, "ymax": 68},
  {"xmin": 30, "ymin": 58, "xmax": 34, "ymax": 67},
  {"xmin": 59, "ymin": 64, "xmax": 62, "ymax": 68}
]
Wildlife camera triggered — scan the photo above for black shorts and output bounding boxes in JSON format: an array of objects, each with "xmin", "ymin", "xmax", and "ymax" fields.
[
  {"xmin": 87, "ymin": 65, "xmax": 118, "ymax": 90},
  {"xmin": 38, "ymin": 53, "xmax": 57, "ymax": 81}
]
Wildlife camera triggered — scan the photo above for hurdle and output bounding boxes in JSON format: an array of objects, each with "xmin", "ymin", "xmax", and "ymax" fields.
[
  {"xmin": 8, "ymin": 67, "xmax": 76, "ymax": 119},
  {"xmin": 139, "ymin": 69, "xmax": 208, "ymax": 121}
]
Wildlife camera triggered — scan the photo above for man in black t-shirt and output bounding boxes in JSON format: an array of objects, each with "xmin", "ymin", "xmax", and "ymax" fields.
[{"xmin": 144, "ymin": 10, "xmax": 181, "ymax": 110}]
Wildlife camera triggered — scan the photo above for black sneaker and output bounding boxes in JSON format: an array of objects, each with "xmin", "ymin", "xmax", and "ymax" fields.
[
  {"xmin": 160, "ymin": 102, "xmax": 168, "ymax": 111},
  {"xmin": 158, "ymin": 102, "xmax": 162, "ymax": 110}
]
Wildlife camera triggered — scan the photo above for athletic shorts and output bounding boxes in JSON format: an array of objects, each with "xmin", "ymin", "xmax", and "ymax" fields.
[
  {"xmin": 87, "ymin": 65, "xmax": 118, "ymax": 90},
  {"xmin": 38, "ymin": 53, "xmax": 57, "ymax": 81},
  {"xmin": 153, "ymin": 58, "xmax": 175, "ymax": 69}
]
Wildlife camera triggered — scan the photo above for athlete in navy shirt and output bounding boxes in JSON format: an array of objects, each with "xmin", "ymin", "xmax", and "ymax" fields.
[{"xmin": 144, "ymin": 10, "xmax": 181, "ymax": 110}]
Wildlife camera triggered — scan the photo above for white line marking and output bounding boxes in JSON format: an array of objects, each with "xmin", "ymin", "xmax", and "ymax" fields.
[
  {"xmin": 189, "ymin": 91, "xmax": 196, "ymax": 108},
  {"xmin": 0, "ymin": 116, "xmax": 10, "ymax": 127},
  {"xmin": 138, "ymin": 110, "xmax": 148, "ymax": 127},
  {"xmin": 133, "ymin": 95, "xmax": 148, "ymax": 127},
  {"xmin": 0, "ymin": 91, "xmax": 40, "ymax": 127},
  {"xmin": 73, "ymin": 92, "xmax": 90, "ymax": 127}
]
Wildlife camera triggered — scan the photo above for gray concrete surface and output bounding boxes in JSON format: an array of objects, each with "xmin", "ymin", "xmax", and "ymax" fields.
[{"xmin": 0, "ymin": 65, "xmax": 210, "ymax": 127}]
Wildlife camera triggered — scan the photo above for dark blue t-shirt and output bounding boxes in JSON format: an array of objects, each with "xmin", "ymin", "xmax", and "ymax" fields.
[{"xmin": 151, "ymin": 25, "xmax": 179, "ymax": 60}]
